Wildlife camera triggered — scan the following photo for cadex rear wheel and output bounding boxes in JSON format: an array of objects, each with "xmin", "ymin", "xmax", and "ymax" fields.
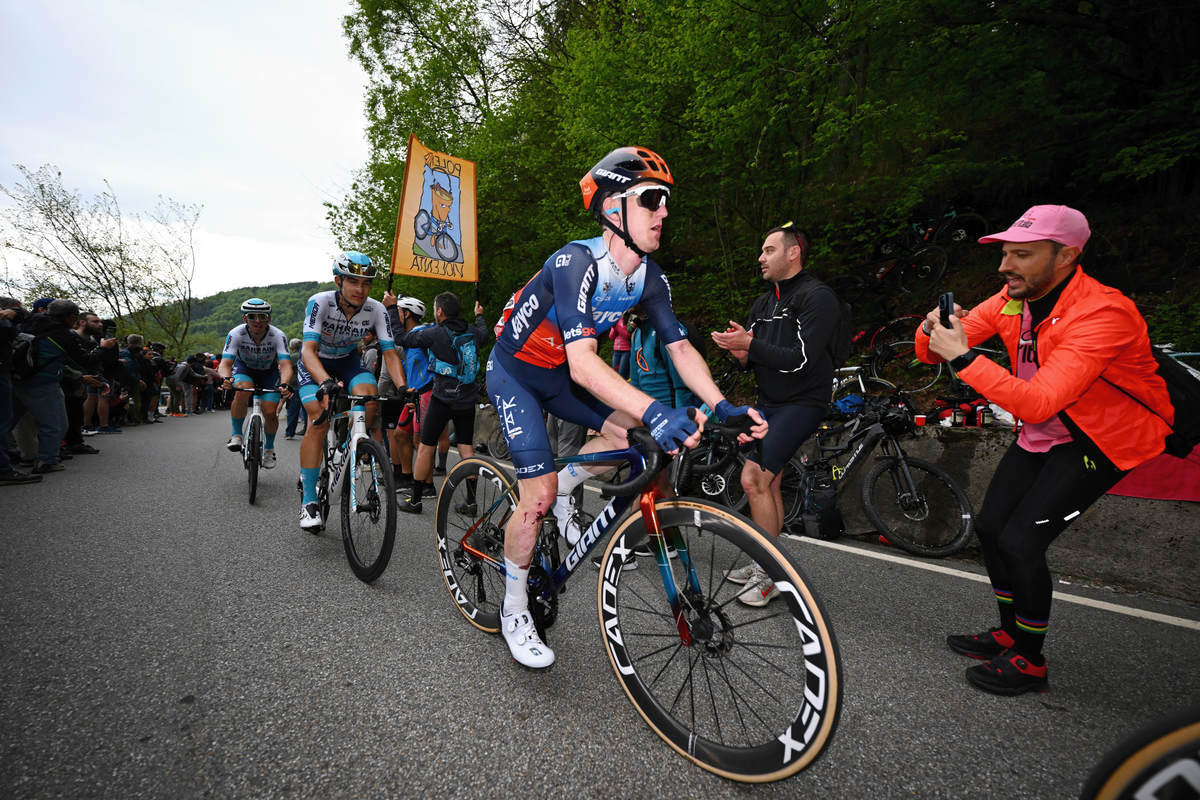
[
  {"xmin": 597, "ymin": 498, "xmax": 842, "ymax": 782},
  {"xmin": 435, "ymin": 456, "xmax": 518, "ymax": 633}
]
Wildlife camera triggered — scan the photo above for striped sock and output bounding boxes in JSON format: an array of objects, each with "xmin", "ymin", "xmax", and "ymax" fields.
[
  {"xmin": 1014, "ymin": 613, "xmax": 1049, "ymax": 659},
  {"xmin": 994, "ymin": 587, "xmax": 1018, "ymax": 640}
]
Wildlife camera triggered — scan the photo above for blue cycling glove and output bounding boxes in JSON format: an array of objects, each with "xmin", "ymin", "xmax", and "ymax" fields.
[
  {"xmin": 642, "ymin": 400, "xmax": 699, "ymax": 451},
  {"xmin": 715, "ymin": 399, "xmax": 754, "ymax": 423}
]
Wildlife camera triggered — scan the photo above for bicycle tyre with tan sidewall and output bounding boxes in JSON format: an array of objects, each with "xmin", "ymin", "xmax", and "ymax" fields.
[
  {"xmin": 596, "ymin": 497, "xmax": 842, "ymax": 783},
  {"xmin": 435, "ymin": 455, "xmax": 519, "ymax": 634}
]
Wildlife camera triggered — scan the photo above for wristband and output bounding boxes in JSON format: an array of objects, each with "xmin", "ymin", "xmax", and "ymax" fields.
[
  {"xmin": 921, "ymin": 321, "xmax": 933, "ymax": 336},
  {"xmin": 949, "ymin": 350, "xmax": 979, "ymax": 371}
]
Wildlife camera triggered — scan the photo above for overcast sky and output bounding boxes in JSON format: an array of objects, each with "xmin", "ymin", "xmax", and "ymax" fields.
[{"xmin": 0, "ymin": 0, "xmax": 372, "ymax": 298}]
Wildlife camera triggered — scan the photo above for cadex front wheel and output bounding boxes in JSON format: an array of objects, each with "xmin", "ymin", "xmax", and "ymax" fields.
[{"xmin": 597, "ymin": 498, "xmax": 842, "ymax": 782}]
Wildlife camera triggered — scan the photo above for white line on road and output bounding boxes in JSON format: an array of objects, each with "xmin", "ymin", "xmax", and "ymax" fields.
[{"xmin": 784, "ymin": 534, "xmax": 1200, "ymax": 632}]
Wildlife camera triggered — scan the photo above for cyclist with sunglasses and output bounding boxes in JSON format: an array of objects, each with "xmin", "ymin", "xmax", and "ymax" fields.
[
  {"xmin": 486, "ymin": 147, "xmax": 767, "ymax": 669},
  {"xmin": 218, "ymin": 298, "xmax": 293, "ymax": 468},
  {"xmin": 296, "ymin": 252, "xmax": 407, "ymax": 531}
]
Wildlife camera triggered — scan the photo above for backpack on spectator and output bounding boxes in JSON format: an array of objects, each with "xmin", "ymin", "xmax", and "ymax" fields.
[
  {"xmin": 430, "ymin": 332, "xmax": 478, "ymax": 385},
  {"xmin": 1102, "ymin": 346, "xmax": 1200, "ymax": 458},
  {"xmin": 11, "ymin": 330, "xmax": 60, "ymax": 382}
]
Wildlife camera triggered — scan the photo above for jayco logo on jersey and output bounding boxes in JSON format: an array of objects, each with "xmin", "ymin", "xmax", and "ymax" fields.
[
  {"xmin": 596, "ymin": 169, "xmax": 631, "ymax": 185},
  {"xmin": 510, "ymin": 294, "xmax": 540, "ymax": 338},
  {"xmin": 592, "ymin": 309, "xmax": 624, "ymax": 326}
]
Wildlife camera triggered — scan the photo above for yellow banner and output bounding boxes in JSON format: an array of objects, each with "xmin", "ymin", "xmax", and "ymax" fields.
[{"xmin": 389, "ymin": 133, "xmax": 478, "ymax": 282}]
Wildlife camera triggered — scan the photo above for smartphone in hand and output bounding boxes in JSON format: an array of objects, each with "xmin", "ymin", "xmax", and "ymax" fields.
[{"xmin": 938, "ymin": 292, "xmax": 955, "ymax": 329}]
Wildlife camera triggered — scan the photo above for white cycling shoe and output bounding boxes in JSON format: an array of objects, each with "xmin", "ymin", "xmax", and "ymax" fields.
[
  {"xmin": 501, "ymin": 609, "xmax": 555, "ymax": 669},
  {"xmin": 262, "ymin": 450, "xmax": 277, "ymax": 469},
  {"xmin": 299, "ymin": 502, "xmax": 323, "ymax": 533},
  {"xmin": 226, "ymin": 435, "xmax": 242, "ymax": 452}
]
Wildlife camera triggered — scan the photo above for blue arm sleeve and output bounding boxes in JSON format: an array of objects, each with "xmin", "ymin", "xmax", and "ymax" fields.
[{"xmin": 640, "ymin": 263, "xmax": 685, "ymax": 347}]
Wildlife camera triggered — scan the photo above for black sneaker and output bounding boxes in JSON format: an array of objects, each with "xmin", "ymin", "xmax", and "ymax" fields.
[
  {"xmin": 433, "ymin": 462, "xmax": 447, "ymax": 475},
  {"xmin": 394, "ymin": 474, "xmax": 414, "ymax": 491},
  {"xmin": 65, "ymin": 443, "xmax": 100, "ymax": 455},
  {"xmin": 398, "ymin": 494, "xmax": 423, "ymax": 514},
  {"xmin": 454, "ymin": 502, "xmax": 477, "ymax": 515},
  {"xmin": 419, "ymin": 482, "xmax": 438, "ymax": 498},
  {"xmin": 947, "ymin": 627, "xmax": 1016, "ymax": 660},
  {"xmin": 965, "ymin": 650, "xmax": 1049, "ymax": 696},
  {"xmin": 0, "ymin": 469, "xmax": 43, "ymax": 486}
]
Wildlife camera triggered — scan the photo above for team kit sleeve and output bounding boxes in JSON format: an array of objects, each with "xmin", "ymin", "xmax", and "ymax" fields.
[
  {"xmin": 221, "ymin": 330, "xmax": 238, "ymax": 362},
  {"xmin": 748, "ymin": 285, "xmax": 838, "ymax": 372},
  {"xmin": 273, "ymin": 327, "xmax": 290, "ymax": 362},
  {"xmin": 302, "ymin": 297, "xmax": 323, "ymax": 346},
  {"xmin": 548, "ymin": 244, "xmax": 601, "ymax": 347},
  {"xmin": 637, "ymin": 264, "xmax": 686, "ymax": 347},
  {"xmin": 371, "ymin": 302, "xmax": 396, "ymax": 350}
]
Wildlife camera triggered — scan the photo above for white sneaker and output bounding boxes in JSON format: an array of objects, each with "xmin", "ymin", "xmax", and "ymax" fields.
[
  {"xmin": 500, "ymin": 609, "xmax": 555, "ymax": 669},
  {"xmin": 262, "ymin": 450, "xmax": 277, "ymax": 469},
  {"xmin": 736, "ymin": 566, "xmax": 781, "ymax": 607},
  {"xmin": 299, "ymin": 502, "xmax": 323, "ymax": 533},
  {"xmin": 724, "ymin": 563, "xmax": 758, "ymax": 585},
  {"xmin": 227, "ymin": 435, "xmax": 242, "ymax": 453}
]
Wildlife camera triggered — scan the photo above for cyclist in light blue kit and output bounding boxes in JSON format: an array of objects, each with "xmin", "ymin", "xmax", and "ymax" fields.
[
  {"xmin": 218, "ymin": 298, "xmax": 293, "ymax": 469},
  {"xmin": 487, "ymin": 147, "xmax": 766, "ymax": 669},
  {"xmin": 296, "ymin": 252, "xmax": 407, "ymax": 531}
]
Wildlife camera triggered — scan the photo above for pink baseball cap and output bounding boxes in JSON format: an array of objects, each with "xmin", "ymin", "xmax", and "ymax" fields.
[{"xmin": 978, "ymin": 205, "xmax": 1090, "ymax": 250}]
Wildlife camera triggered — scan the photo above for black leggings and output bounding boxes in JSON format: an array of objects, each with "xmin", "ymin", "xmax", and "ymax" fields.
[{"xmin": 976, "ymin": 437, "xmax": 1127, "ymax": 656}]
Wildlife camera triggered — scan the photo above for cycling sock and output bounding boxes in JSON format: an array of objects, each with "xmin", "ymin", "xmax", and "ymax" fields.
[
  {"xmin": 994, "ymin": 587, "xmax": 1018, "ymax": 638},
  {"xmin": 503, "ymin": 557, "xmax": 529, "ymax": 616},
  {"xmin": 265, "ymin": 432, "xmax": 276, "ymax": 450},
  {"xmin": 552, "ymin": 463, "xmax": 590, "ymax": 520},
  {"xmin": 1013, "ymin": 614, "xmax": 1049, "ymax": 657},
  {"xmin": 437, "ymin": 452, "xmax": 448, "ymax": 468},
  {"xmin": 231, "ymin": 417, "xmax": 244, "ymax": 437},
  {"xmin": 301, "ymin": 467, "xmax": 320, "ymax": 504}
]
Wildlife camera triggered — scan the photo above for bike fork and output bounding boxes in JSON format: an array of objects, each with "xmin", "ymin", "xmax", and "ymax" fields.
[{"xmin": 639, "ymin": 490, "xmax": 704, "ymax": 647}]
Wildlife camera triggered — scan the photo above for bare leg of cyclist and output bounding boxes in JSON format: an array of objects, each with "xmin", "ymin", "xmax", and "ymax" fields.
[
  {"xmin": 228, "ymin": 380, "xmax": 254, "ymax": 446},
  {"xmin": 261, "ymin": 398, "xmax": 281, "ymax": 467},
  {"xmin": 298, "ymin": 398, "xmax": 329, "ymax": 529}
]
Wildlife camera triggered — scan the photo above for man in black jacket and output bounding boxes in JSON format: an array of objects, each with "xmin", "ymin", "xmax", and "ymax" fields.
[
  {"xmin": 389, "ymin": 291, "xmax": 489, "ymax": 513},
  {"xmin": 712, "ymin": 223, "xmax": 838, "ymax": 606},
  {"xmin": 13, "ymin": 300, "xmax": 117, "ymax": 473}
]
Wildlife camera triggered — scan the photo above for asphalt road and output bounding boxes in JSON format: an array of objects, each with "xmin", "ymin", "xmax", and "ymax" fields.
[{"xmin": 2, "ymin": 410, "xmax": 1198, "ymax": 799}]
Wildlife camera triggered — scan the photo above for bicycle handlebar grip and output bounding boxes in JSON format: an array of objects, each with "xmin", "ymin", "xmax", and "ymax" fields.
[
  {"xmin": 600, "ymin": 427, "xmax": 665, "ymax": 498},
  {"xmin": 313, "ymin": 383, "xmax": 342, "ymax": 426},
  {"xmin": 691, "ymin": 414, "xmax": 757, "ymax": 476}
]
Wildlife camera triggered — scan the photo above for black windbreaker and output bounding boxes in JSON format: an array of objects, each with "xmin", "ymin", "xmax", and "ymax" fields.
[{"xmin": 745, "ymin": 270, "xmax": 838, "ymax": 408}]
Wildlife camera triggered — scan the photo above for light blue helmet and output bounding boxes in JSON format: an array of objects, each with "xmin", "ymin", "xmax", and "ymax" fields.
[{"xmin": 332, "ymin": 251, "xmax": 376, "ymax": 278}]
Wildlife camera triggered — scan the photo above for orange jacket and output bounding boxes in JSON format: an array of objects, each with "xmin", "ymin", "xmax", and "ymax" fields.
[{"xmin": 915, "ymin": 266, "xmax": 1172, "ymax": 470}]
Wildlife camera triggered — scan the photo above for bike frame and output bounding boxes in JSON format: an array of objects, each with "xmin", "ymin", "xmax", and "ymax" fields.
[
  {"xmin": 456, "ymin": 444, "xmax": 707, "ymax": 645},
  {"xmin": 323, "ymin": 396, "xmax": 375, "ymax": 515}
]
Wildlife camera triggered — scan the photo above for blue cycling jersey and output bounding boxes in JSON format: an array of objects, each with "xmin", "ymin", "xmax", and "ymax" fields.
[{"xmin": 302, "ymin": 291, "xmax": 396, "ymax": 359}]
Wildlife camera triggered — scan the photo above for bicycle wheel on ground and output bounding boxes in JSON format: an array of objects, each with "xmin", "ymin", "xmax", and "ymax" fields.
[
  {"xmin": 486, "ymin": 424, "xmax": 510, "ymax": 462},
  {"xmin": 341, "ymin": 438, "xmax": 396, "ymax": 582},
  {"xmin": 435, "ymin": 456, "xmax": 518, "ymax": 633},
  {"xmin": 832, "ymin": 374, "xmax": 897, "ymax": 405},
  {"xmin": 935, "ymin": 213, "xmax": 989, "ymax": 246},
  {"xmin": 861, "ymin": 456, "xmax": 973, "ymax": 557},
  {"xmin": 1080, "ymin": 703, "xmax": 1200, "ymax": 800},
  {"xmin": 897, "ymin": 246, "xmax": 948, "ymax": 294},
  {"xmin": 596, "ymin": 498, "xmax": 842, "ymax": 782},
  {"xmin": 246, "ymin": 416, "xmax": 262, "ymax": 505},
  {"xmin": 869, "ymin": 340, "xmax": 943, "ymax": 392}
]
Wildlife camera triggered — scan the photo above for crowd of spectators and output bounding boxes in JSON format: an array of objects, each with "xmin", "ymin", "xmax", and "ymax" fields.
[{"xmin": 1, "ymin": 295, "xmax": 223, "ymax": 485}]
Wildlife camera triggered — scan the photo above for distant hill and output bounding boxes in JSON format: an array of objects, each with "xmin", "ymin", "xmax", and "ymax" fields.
[{"xmin": 186, "ymin": 280, "xmax": 334, "ymax": 355}]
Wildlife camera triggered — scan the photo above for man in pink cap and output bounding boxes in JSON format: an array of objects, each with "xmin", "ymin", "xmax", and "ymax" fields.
[{"xmin": 914, "ymin": 205, "xmax": 1173, "ymax": 695}]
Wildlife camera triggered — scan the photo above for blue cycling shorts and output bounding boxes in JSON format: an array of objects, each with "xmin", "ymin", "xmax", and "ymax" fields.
[
  {"xmin": 297, "ymin": 354, "xmax": 376, "ymax": 405},
  {"xmin": 485, "ymin": 347, "xmax": 614, "ymax": 479},
  {"xmin": 231, "ymin": 359, "xmax": 282, "ymax": 403}
]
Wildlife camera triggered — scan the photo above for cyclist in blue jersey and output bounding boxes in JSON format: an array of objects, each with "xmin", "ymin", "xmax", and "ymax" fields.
[
  {"xmin": 218, "ymin": 298, "xmax": 294, "ymax": 468},
  {"xmin": 486, "ymin": 147, "xmax": 767, "ymax": 669},
  {"xmin": 296, "ymin": 252, "xmax": 407, "ymax": 531}
]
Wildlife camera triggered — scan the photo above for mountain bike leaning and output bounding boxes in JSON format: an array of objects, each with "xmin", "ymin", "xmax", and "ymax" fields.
[
  {"xmin": 434, "ymin": 415, "xmax": 842, "ymax": 782},
  {"xmin": 296, "ymin": 383, "xmax": 397, "ymax": 583}
]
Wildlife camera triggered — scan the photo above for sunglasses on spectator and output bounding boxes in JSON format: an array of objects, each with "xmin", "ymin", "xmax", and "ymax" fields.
[
  {"xmin": 612, "ymin": 184, "xmax": 671, "ymax": 211},
  {"xmin": 245, "ymin": 313, "xmax": 270, "ymax": 321}
]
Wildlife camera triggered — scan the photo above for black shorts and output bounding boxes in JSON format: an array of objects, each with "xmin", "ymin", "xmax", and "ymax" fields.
[
  {"xmin": 747, "ymin": 404, "xmax": 827, "ymax": 475},
  {"xmin": 420, "ymin": 395, "xmax": 477, "ymax": 448}
]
